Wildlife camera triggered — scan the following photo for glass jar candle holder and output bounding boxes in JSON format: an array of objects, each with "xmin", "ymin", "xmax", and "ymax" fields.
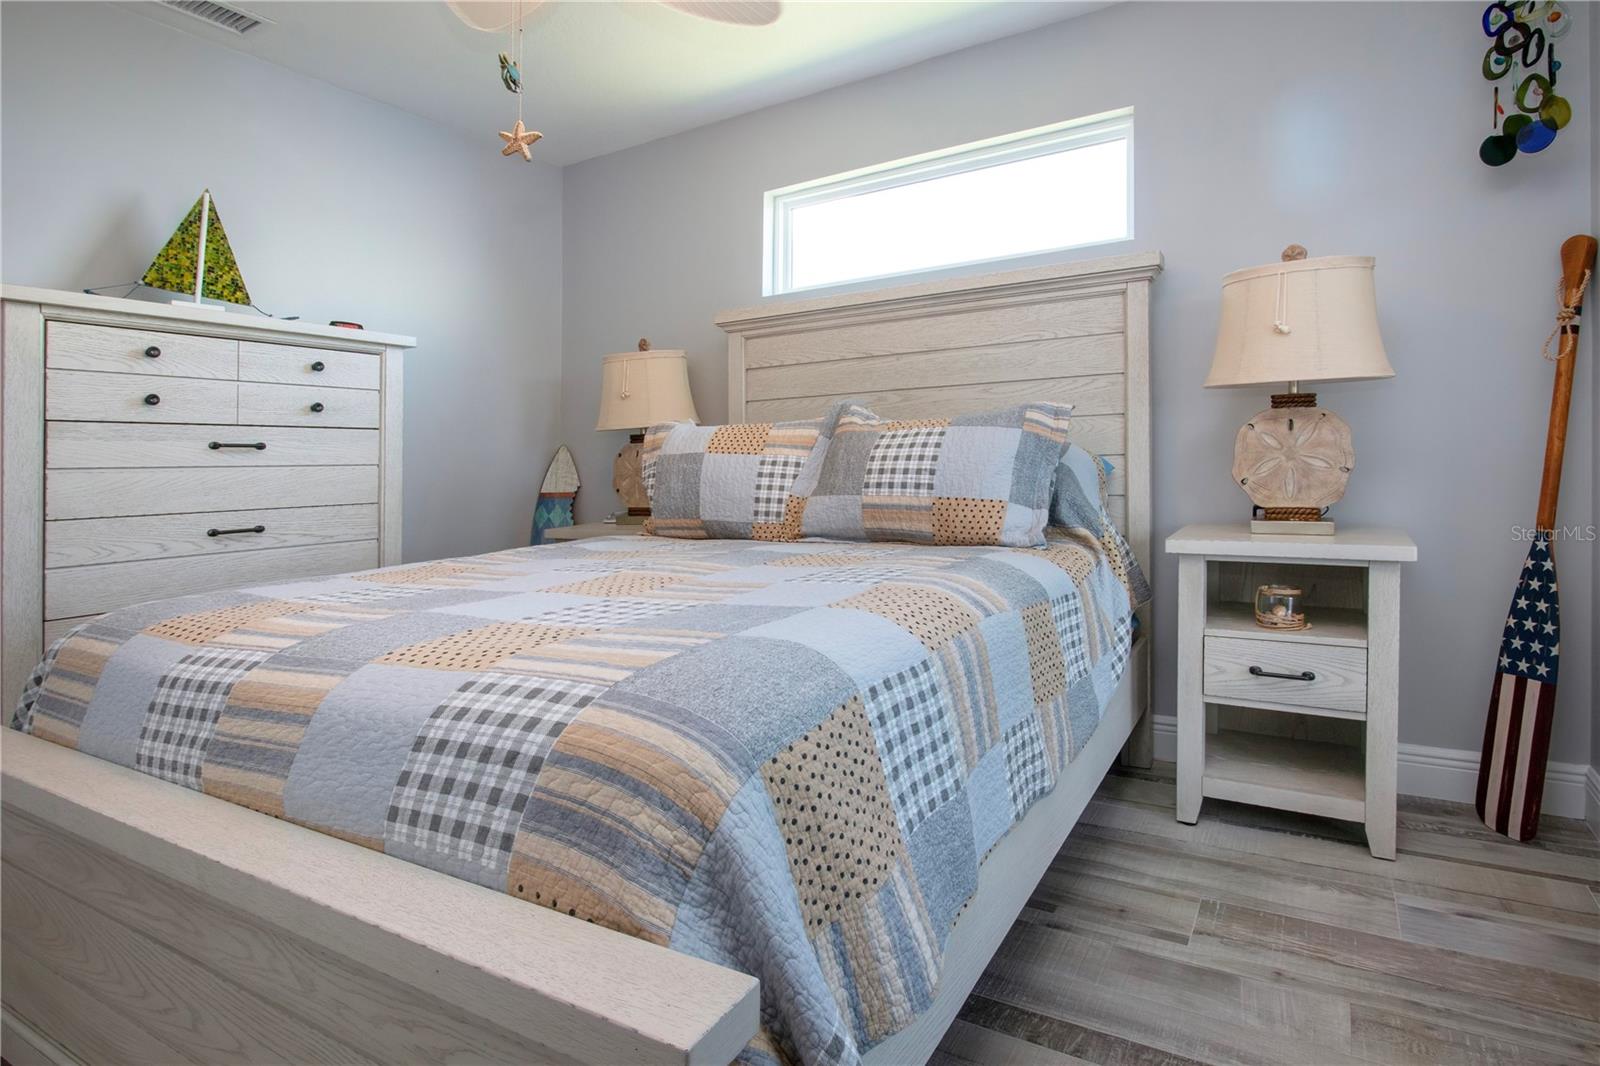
[{"xmin": 1254, "ymin": 584, "xmax": 1308, "ymax": 631}]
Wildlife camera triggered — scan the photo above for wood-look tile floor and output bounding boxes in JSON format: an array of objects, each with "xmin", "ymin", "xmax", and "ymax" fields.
[{"xmin": 932, "ymin": 762, "xmax": 1600, "ymax": 1066}]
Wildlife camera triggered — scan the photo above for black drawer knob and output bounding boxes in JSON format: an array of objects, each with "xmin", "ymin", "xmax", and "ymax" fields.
[
  {"xmin": 143, "ymin": 393, "xmax": 161, "ymax": 406},
  {"xmin": 144, "ymin": 346, "xmax": 161, "ymax": 358},
  {"xmin": 310, "ymin": 360, "xmax": 326, "ymax": 372},
  {"xmin": 309, "ymin": 401, "xmax": 325, "ymax": 413}
]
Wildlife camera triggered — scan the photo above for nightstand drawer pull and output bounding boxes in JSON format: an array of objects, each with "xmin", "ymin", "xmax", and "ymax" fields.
[
  {"xmin": 1249, "ymin": 665, "xmax": 1316, "ymax": 682},
  {"xmin": 207, "ymin": 525, "xmax": 266, "ymax": 537},
  {"xmin": 209, "ymin": 441, "xmax": 268, "ymax": 450}
]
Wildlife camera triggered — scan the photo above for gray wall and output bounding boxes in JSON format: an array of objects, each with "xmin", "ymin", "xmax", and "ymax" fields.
[
  {"xmin": 0, "ymin": 1, "xmax": 564, "ymax": 564},
  {"xmin": 562, "ymin": 1, "xmax": 1596, "ymax": 759}
]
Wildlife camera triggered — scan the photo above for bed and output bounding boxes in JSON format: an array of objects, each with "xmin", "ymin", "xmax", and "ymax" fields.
[{"xmin": 1, "ymin": 250, "xmax": 1161, "ymax": 1066}]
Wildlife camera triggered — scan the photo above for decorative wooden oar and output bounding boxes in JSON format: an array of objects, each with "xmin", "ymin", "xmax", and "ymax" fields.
[{"xmin": 1476, "ymin": 234, "xmax": 1596, "ymax": 841}]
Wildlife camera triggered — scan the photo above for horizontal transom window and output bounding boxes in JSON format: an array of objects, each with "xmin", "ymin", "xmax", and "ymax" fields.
[{"xmin": 765, "ymin": 109, "xmax": 1132, "ymax": 296}]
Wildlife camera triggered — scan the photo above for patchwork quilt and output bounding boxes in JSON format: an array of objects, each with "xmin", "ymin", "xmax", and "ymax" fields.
[{"xmin": 14, "ymin": 529, "xmax": 1146, "ymax": 1066}]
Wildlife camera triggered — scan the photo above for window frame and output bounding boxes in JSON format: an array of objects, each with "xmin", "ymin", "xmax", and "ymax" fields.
[{"xmin": 763, "ymin": 108, "xmax": 1134, "ymax": 297}]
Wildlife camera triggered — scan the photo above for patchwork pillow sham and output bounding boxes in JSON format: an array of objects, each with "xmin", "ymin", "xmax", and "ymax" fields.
[
  {"xmin": 1051, "ymin": 442, "xmax": 1115, "ymax": 525},
  {"xmin": 640, "ymin": 405, "xmax": 843, "ymax": 539},
  {"xmin": 798, "ymin": 401, "xmax": 1074, "ymax": 547},
  {"xmin": 1051, "ymin": 442, "xmax": 1152, "ymax": 609}
]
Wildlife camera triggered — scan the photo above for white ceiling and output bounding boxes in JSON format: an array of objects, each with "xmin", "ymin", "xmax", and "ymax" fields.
[{"xmin": 126, "ymin": 0, "xmax": 1108, "ymax": 165}]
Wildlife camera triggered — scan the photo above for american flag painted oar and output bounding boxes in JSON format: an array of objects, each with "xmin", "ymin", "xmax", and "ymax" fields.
[{"xmin": 1476, "ymin": 234, "xmax": 1596, "ymax": 842}]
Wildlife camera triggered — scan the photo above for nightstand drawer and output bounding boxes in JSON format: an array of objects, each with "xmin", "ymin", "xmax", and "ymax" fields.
[{"xmin": 1204, "ymin": 635, "xmax": 1367, "ymax": 715}]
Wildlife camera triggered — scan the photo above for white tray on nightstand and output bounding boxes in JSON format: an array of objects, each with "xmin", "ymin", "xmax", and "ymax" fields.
[{"xmin": 541, "ymin": 522, "xmax": 644, "ymax": 543}]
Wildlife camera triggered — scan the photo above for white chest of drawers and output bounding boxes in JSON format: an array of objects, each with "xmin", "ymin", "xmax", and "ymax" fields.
[{"xmin": 1, "ymin": 286, "xmax": 415, "ymax": 705}]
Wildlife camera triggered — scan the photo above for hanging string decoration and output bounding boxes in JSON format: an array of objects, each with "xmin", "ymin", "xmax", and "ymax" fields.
[
  {"xmin": 495, "ymin": 0, "xmax": 541, "ymax": 161},
  {"xmin": 1479, "ymin": 1, "xmax": 1575, "ymax": 166},
  {"xmin": 498, "ymin": 52, "xmax": 522, "ymax": 93}
]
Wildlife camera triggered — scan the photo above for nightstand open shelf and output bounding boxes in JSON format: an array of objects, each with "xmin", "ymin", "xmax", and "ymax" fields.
[
  {"xmin": 1203, "ymin": 730, "xmax": 1365, "ymax": 822},
  {"xmin": 1202, "ymin": 600, "xmax": 1368, "ymax": 647}
]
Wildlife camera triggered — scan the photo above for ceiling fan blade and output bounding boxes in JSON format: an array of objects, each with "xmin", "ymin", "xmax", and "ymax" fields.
[
  {"xmin": 446, "ymin": 1, "xmax": 548, "ymax": 33},
  {"xmin": 658, "ymin": 0, "xmax": 781, "ymax": 26}
]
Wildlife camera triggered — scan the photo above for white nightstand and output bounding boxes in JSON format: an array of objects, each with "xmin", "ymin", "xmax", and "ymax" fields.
[
  {"xmin": 1165, "ymin": 524, "xmax": 1417, "ymax": 859},
  {"xmin": 542, "ymin": 522, "xmax": 644, "ymax": 543}
]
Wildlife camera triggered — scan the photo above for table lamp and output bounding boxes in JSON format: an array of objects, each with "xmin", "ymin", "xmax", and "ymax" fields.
[
  {"xmin": 1206, "ymin": 246, "xmax": 1394, "ymax": 534},
  {"xmin": 595, "ymin": 340, "xmax": 698, "ymax": 522}
]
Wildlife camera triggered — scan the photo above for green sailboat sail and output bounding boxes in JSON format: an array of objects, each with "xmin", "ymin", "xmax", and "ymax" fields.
[{"xmin": 141, "ymin": 190, "xmax": 251, "ymax": 305}]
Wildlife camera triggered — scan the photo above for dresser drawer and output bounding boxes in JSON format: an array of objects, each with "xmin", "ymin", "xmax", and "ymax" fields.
[
  {"xmin": 1203, "ymin": 635, "xmax": 1367, "ymax": 715},
  {"xmin": 46, "ymin": 540, "xmax": 379, "ymax": 619},
  {"xmin": 239, "ymin": 381, "xmax": 380, "ymax": 428},
  {"xmin": 46, "ymin": 466, "xmax": 379, "ymax": 520},
  {"xmin": 239, "ymin": 341, "xmax": 379, "ymax": 390},
  {"xmin": 46, "ymin": 369, "xmax": 237, "ymax": 425},
  {"xmin": 47, "ymin": 322, "xmax": 237, "ymax": 379},
  {"xmin": 47, "ymin": 422, "xmax": 380, "ymax": 468},
  {"xmin": 45, "ymin": 504, "xmax": 380, "ymax": 568}
]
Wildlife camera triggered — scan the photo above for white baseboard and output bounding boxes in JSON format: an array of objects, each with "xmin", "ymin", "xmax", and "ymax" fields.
[
  {"xmin": 1148, "ymin": 714, "xmax": 1591, "ymax": 821},
  {"xmin": 1586, "ymin": 766, "xmax": 1600, "ymax": 841}
]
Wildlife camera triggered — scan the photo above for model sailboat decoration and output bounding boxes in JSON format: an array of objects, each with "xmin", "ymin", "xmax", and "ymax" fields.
[{"xmin": 141, "ymin": 189, "xmax": 252, "ymax": 307}]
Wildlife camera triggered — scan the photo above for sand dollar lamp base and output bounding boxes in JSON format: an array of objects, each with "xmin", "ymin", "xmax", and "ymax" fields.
[
  {"xmin": 1232, "ymin": 391, "xmax": 1353, "ymax": 535},
  {"xmin": 613, "ymin": 432, "xmax": 650, "ymax": 523}
]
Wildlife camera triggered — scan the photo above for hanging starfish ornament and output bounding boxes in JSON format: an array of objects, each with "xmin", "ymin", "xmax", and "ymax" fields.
[{"xmin": 499, "ymin": 119, "xmax": 542, "ymax": 161}]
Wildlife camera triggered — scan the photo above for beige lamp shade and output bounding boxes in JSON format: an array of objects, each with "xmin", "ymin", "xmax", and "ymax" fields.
[
  {"xmin": 1205, "ymin": 255, "xmax": 1394, "ymax": 388},
  {"xmin": 594, "ymin": 349, "xmax": 699, "ymax": 430}
]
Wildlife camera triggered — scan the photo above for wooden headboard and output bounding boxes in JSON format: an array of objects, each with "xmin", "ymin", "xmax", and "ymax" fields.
[{"xmin": 715, "ymin": 251, "xmax": 1162, "ymax": 568}]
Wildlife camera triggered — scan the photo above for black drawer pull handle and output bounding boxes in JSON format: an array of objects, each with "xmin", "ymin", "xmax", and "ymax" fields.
[
  {"xmin": 310, "ymin": 360, "xmax": 326, "ymax": 372},
  {"xmin": 209, "ymin": 441, "xmax": 267, "ymax": 450},
  {"xmin": 309, "ymin": 401, "xmax": 325, "ymax": 413},
  {"xmin": 144, "ymin": 345, "xmax": 161, "ymax": 358},
  {"xmin": 207, "ymin": 525, "xmax": 266, "ymax": 537},
  {"xmin": 1249, "ymin": 665, "xmax": 1317, "ymax": 682},
  {"xmin": 143, "ymin": 393, "xmax": 161, "ymax": 406}
]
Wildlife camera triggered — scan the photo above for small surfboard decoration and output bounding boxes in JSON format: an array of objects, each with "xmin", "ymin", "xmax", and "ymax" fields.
[{"xmin": 531, "ymin": 445, "xmax": 579, "ymax": 545}]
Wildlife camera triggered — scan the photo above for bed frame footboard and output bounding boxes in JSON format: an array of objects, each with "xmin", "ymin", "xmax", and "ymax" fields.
[{"xmin": 0, "ymin": 732, "xmax": 759, "ymax": 1066}]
